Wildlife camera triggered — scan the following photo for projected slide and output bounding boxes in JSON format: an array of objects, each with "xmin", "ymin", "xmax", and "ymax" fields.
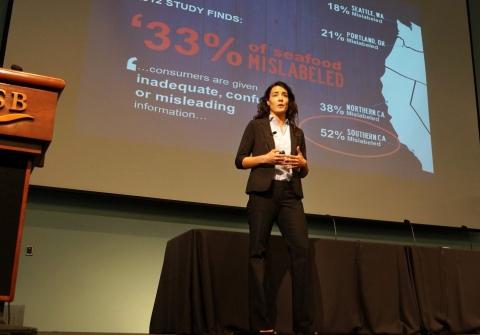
[{"xmin": 76, "ymin": 0, "xmax": 433, "ymax": 175}]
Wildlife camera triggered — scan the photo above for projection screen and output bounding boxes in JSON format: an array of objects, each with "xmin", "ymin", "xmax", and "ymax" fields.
[{"xmin": 4, "ymin": 0, "xmax": 479, "ymax": 228}]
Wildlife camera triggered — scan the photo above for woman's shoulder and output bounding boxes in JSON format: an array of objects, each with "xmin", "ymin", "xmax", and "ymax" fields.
[
  {"xmin": 252, "ymin": 115, "xmax": 269, "ymax": 123},
  {"xmin": 246, "ymin": 116, "xmax": 268, "ymax": 127},
  {"xmin": 294, "ymin": 124, "xmax": 305, "ymax": 133},
  {"xmin": 291, "ymin": 123, "xmax": 305, "ymax": 137}
]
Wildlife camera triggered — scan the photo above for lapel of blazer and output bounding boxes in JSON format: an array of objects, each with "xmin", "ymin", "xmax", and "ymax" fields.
[
  {"xmin": 290, "ymin": 125, "xmax": 299, "ymax": 155},
  {"xmin": 260, "ymin": 117, "xmax": 276, "ymax": 151}
]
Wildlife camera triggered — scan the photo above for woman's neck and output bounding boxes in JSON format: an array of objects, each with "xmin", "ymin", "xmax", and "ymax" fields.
[{"xmin": 271, "ymin": 112, "xmax": 286, "ymax": 124}]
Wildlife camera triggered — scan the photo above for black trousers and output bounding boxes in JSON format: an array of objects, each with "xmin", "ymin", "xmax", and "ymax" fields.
[{"xmin": 247, "ymin": 180, "xmax": 311, "ymax": 333}]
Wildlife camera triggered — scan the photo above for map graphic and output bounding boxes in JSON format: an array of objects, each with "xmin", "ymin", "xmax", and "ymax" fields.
[{"xmin": 381, "ymin": 21, "xmax": 432, "ymax": 172}]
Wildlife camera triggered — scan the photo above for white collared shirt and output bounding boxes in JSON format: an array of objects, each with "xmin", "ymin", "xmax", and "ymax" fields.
[{"xmin": 269, "ymin": 114, "xmax": 292, "ymax": 181}]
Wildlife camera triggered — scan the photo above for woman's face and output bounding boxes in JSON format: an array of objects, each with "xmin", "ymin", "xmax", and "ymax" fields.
[{"xmin": 267, "ymin": 85, "xmax": 289, "ymax": 115}]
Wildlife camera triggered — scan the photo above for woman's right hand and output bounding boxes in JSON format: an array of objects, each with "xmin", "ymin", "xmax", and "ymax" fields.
[
  {"xmin": 242, "ymin": 149, "xmax": 285, "ymax": 169},
  {"xmin": 264, "ymin": 149, "xmax": 285, "ymax": 165}
]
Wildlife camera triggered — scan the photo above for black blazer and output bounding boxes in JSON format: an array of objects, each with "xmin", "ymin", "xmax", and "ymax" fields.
[{"xmin": 235, "ymin": 117, "xmax": 308, "ymax": 198}]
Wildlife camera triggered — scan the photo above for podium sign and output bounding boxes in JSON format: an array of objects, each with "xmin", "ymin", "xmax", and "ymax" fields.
[
  {"xmin": 0, "ymin": 68, "xmax": 65, "ymax": 302},
  {"xmin": 0, "ymin": 82, "xmax": 58, "ymax": 141}
]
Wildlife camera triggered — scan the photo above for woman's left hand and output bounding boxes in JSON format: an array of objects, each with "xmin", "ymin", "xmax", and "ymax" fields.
[{"xmin": 282, "ymin": 146, "xmax": 307, "ymax": 169}]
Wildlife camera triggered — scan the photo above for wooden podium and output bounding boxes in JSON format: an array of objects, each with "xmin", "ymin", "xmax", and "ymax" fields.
[{"xmin": 0, "ymin": 68, "xmax": 65, "ymax": 313}]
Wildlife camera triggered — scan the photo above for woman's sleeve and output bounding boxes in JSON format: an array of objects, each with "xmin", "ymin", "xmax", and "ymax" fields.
[
  {"xmin": 235, "ymin": 121, "xmax": 254, "ymax": 169},
  {"xmin": 299, "ymin": 129, "xmax": 309, "ymax": 178}
]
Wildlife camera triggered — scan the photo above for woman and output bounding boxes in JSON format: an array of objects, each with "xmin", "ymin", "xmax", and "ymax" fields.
[{"xmin": 235, "ymin": 81, "xmax": 312, "ymax": 335}]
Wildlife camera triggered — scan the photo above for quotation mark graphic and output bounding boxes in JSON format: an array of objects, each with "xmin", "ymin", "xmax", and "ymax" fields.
[{"xmin": 127, "ymin": 57, "xmax": 138, "ymax": 71}]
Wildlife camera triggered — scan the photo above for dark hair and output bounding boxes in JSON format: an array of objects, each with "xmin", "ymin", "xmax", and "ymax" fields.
[{"xmin": 255, "ymin": 81, "xmax": 299, "ymax": 128}]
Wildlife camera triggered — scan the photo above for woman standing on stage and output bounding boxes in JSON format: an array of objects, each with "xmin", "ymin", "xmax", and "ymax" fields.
[{"xmin": 235, "ymin": 81, "xmax": 312, "ymax": 335}]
